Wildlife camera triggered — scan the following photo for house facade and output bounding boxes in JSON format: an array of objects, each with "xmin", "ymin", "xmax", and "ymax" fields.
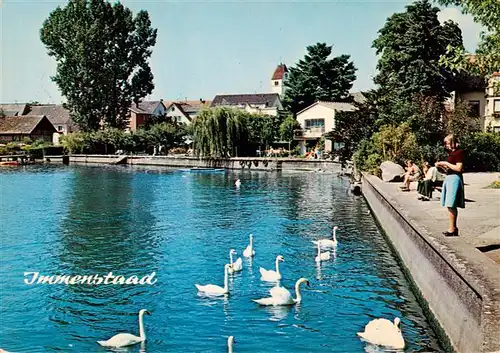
[
  {"xmin": 164, "ymin": 100, "xmax": 211, "ymax": 124},
  {"xmin": 25, "ymin": 104, "xmax": 76, "ymax": 135},
  {"xmin": 128, "ymin": 101, "xmax": 166, "ymax": 131},
  {"xmin": 484, "ymin": 73, "xmax": 500, "ymax": 132},
  {"xmin": 294, "ymin": 101, "xmax": 356, "ymax": 155},
  {"xmin": 0, "ymin": 115, "xmax": 57, "ymax": 142}
]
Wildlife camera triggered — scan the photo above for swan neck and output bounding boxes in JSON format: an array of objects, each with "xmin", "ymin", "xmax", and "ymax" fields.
[
  {"xmin": 228, "ymin": 341, "xmax": 233, "ymax": 353},
  {"xmin": 275, "ymin": 258, "xmax": 280, "ymax": 274},
  {"xmin": 317, "ymin": 244, "xmax": 321, "ymax": 256},
  {"xmin": 295, "ymin": 281, "xmax": 302, "ymax": 303},
  {"xmin": 139, "ymin": 312, "xmax": 146, "ymax": 341},
  {"xmin": 332, "ymin": 229, "xmax": 336, "ymax": 241},
  {"xmin": 224, "ymin": 266, "xmax": 229, "ymax": 292},
  {"xmin": 229, "ymin": 252, "xmax": 234, "ymax": 265}
]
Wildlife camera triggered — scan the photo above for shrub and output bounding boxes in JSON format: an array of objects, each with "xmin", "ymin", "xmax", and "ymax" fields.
[{"xmin": 461, "ymin": 132, "xmax": 500, "ymax": 172}]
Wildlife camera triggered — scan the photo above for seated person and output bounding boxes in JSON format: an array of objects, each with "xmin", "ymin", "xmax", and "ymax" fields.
[
  {"xmin": 400, "ymin": 160, "xmax": 421, "ymax": 191},
  {"xmin": 417, "ymin": 161, "xmax": 438, "ymax": 201}
]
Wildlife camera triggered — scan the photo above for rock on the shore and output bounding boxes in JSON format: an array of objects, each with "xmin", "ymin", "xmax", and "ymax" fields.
[{"xmin": 380, "ymin": 161, "xmax": 405, "ymax": 182}]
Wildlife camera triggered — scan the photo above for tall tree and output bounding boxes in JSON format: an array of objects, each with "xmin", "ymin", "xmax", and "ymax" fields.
[
  {"xmin": 40, "ymin": 0, "xmax": 157, "ymax": 131},
  {"xmin": 372, "ymin": 0, "xmax": 463, "ymax": 125},
  {"xmin": 282, "ymin": 43, "xmax": 357, "ymax": 115},
  {"xmin": 436, "ymin": 0, "xmax": 499, "ymax": 87},
  {"xmin": 325, "ymin": 91, "xmax": 377, "ymax": 161},
  {"xmin": 191, "ymin": 108, "xmax": 249, "ymax": 158}
]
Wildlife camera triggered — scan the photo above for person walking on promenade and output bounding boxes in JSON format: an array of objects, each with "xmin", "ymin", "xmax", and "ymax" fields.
[{"xmin": 435, "ymin": 134, "xmax": 465, "ymax": 237}]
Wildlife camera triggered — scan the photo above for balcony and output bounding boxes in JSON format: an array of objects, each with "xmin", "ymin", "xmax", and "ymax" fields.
[{"xmin": 293, "ymin": 127, "xmax": 325, "ymax": 140}]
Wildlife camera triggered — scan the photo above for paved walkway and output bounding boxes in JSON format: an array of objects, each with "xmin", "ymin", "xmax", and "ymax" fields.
[{"xmin": 381, "ymin": 172, "xmax": 500, "ymax": 263}]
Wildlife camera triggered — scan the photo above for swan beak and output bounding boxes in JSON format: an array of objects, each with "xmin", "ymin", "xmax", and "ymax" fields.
[
  {"xmin": 306, "ymin": 281, "xmax": 310, "ymax": 287},
  {"xmin": 145, "ymin": 310, "xmax": 152, "ymax": 315}
]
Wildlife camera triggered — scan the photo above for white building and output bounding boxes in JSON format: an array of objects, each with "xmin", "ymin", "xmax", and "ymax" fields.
[
  {"xmin": 164, "ymin": 100, "xmax": 211, "ymax": 124},
  {"xmin": 209, "ymin": 64, "xmax": 287, "ymax": 116},
  {"xmin": 485, "ymin": 73, "xmax": 500, "ymax": 132},
  {"xmin": 294, "ymin": 101, "xmax": 356, "ymax": 154},
  {"xmin": 271, "ymin": 63, "xmax": 288, "ymax": 96},
  {"xmin": 210, "ymin": 93, "xmax": 283, "ymax": 116}
]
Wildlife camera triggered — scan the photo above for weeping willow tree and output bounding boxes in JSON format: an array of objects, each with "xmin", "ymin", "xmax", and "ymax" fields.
[{"xmin": 191, "ymin": 107, "xmax": 249, "ymax": 157}]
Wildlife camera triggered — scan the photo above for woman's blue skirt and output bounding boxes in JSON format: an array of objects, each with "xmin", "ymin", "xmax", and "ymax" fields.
[{"xmin": 441, "ymin": 174, "xmax": 465, "ymax": 208}]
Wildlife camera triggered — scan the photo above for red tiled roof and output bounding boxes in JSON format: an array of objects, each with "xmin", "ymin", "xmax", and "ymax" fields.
[
  {"xmin": 0, "ymin": 115, "xmax": 53, "ymax": 134},
  {"xmin": 271, "ymin": 64, "xmax": 288, "ymax": 80},
  {"xmin": 492, "ymin": 72, "xmax": 500, "ymax": 77}
]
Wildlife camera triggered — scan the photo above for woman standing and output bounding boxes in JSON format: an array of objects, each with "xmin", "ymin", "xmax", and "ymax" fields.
[{"xmin": 436, "ymin": 135, "xmax": 465, "ymax": 236}]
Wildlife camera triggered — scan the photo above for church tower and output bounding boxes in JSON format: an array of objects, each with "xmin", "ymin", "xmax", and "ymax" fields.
[{"xmin": 271, "ymin": 63, "xmax": 288, "ymax": 96}]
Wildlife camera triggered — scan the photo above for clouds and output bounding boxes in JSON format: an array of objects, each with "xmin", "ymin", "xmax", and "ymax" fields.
[{"xmin": 438, "ymin": 7, "xmax": 484, "ymax": 52}]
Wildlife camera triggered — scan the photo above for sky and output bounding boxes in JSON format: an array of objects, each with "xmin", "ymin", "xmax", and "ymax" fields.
[{"xmin": 0, "ymin": 0, "xmax": 484, "ymax": 104}]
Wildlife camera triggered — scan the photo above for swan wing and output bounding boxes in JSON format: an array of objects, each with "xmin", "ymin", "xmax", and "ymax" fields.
[
  {"xmin": 97, "ymin": 333, "xmax": 142, "ymax": 347},
  {"xmin": 358, "ymin": 319, "xmax": 404, "ymax": 348},
  {"xmin": 319, "ymin": 239, "xmax": 336, "ymax": 248},
  {"xmin": 253, "ymin": 297, "xmax": 276, "ymax": 306},
  {"xmin": 243, "ymin": 245, "xmax": 253, "ymax": 257},
  {"xmin": 232, "ymin": 257, "xmax": 243, "ymax": 271},
  {"xmin": 195, "ymin": 284, "xmax": 226, "ymax": 295},
  {"xmin": 260, "ymin": 268, "xmax": 279, "ymax": 281},
  {"xmin": 270, "ymin": 286, "xmax": 292, "ymax": 301},
  {"xmin": 321, "ymin": 252, "xmax": 331, "ymax": 260}
]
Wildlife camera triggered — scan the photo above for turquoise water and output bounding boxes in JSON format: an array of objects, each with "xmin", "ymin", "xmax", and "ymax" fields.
[{"xmin": 0, "ymin": 165, "xmax": 442, "ymax": 352}]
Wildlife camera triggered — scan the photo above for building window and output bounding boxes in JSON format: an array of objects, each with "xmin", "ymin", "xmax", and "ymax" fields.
[
  {"xmin": 57, "ymin": 125, "xmax": 64, "ymax": 131},
  {"xmin": 274, "ymin": 81, "xmax": 279, "ymax": 86},
  {"xmin": 494, "ymin": 126, "xmax": 500, "ymax": 133},
  {"xmin": 305, "ymin": 119, "xmax": 325, "ymax": 128},
  {"xmin": 469, "ymin": 100, "xmax": 481, "ymax": 117},
  {"xmin": 494, "ymin": 99, "xmax": 500, "ymax": 113}
]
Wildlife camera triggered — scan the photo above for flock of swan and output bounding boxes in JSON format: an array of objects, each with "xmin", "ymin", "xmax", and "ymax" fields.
[{"xmin": 97, "ymin": 228, "xmax": 406, "ymax": 351}]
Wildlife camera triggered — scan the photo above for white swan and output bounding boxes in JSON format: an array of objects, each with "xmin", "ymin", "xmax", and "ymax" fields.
[
  {"xmin": 97, "ymin": 309, "xmax": 151, "ymax": 348},
  {"xmin": 357, "ymin": 317, "xmax": 405, "ymax": 349},
  {"xmin": 235, "ymin": 179, "xmax": 241, "ymax": 187},
  {"xmin": 227, "ymin": 336, "xmax": 235, "ymax": 353},
  {"xmin": 312, "ymin": 226, "xmax": 338, "ymax": 249},
  {"xmin": 195, "ymin": 264, "xmax": 231, "ymax": 296},
  {"xmin": 259, "ymin": 255, "xmax": 284, "ymax": 281},
  {"xmin": 243, "ymin": 234, "xmax": 255, "ymax": 258},
  {"xmin": 315, "ymin": 241, "xmax": 330, "ymax": 263},
  {"xmin": 253, "ymin": 278, "xmax": 309, "ymax": 306},
  {"xmin": 228, "ymin": 249, "xmax": 243, "ymax": 274}
]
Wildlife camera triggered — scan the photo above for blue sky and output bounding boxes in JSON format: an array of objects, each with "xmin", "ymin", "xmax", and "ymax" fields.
[{"xmin": 0, "ymin": 0, "xmax": 484, "ymax": 104}]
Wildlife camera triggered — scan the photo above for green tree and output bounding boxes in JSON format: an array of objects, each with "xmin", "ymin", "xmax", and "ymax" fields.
[
  {"xmin": 372, "ymin": 123, "xmax": 420, "ymax": 165},
  {"xmin": 191, "ymin": 108, "xmax": 249, "ymax": 157},
  {"xmin": 40, "ymin": 0, "xmax": 157, "ymax": 131},
  {"xmin": 247, "ymin": 114, "xmax": 279, "ymax": 151},
  {"xmin": 444, "ymin": 98, "xmax": 481, "ymax": 139},
  {"xmin": 372, "ymin": 0, "xmax": 463, "ymax": 125},
  {"xmin": 436, "ymin": 0, "xmax": 499, "ymax": 91},
  {"xmin": 147, "ymin": 122, "xmax": 187, "ymax": 149},
  {"xmin": 60, "ymin": 132, "xmax": 87, "ymax": 153},
  {"xmin": 282, "ymin": 43, "xmax": 357, "ymax": 115},
  {"xmin": 325, "ymin": 92, "xmax": 377, "ymax": 161},
  {"xmin": 279, "ymin": 116, "xmax": 301, "ymax": 154}
]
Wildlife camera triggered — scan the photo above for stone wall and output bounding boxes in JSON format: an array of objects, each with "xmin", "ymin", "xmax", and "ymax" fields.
[{"xmin": 362, "ymin": 173, "xmax": 499, "ymax": 353}]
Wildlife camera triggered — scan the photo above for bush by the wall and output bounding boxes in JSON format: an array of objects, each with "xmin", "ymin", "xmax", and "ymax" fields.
[{"xmin": 461, "ymin": 132, "xmax": 500, "ymax": 172}]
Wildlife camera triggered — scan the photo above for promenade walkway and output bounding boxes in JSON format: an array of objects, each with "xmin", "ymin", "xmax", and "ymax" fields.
[{"xmin": 383, "ymin": 172, "xmax": 500, "ymax": 263}]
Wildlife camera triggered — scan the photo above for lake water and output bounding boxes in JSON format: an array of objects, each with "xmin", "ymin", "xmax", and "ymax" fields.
[{"xmin": 0, "ymin": 165, "xmax": 442, "ymax": 352}]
